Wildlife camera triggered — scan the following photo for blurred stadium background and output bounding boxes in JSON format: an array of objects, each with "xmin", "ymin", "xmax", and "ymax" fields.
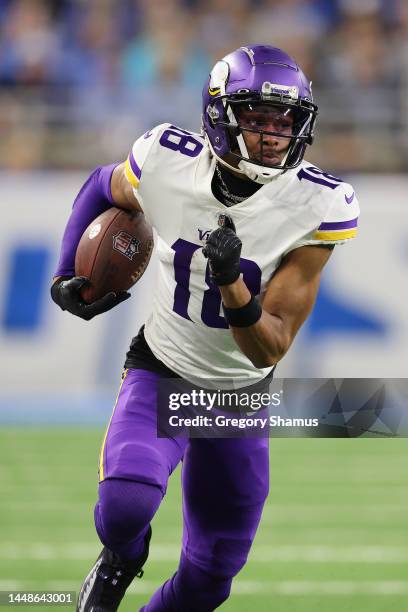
[{"xmin": 0, "ymin": 0, "xmax": 407, "ymax": 610}]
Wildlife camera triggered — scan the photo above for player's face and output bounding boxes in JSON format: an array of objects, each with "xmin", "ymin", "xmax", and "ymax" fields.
[{"xmin": 235, "ymin": 104, "xmax": 294, "ymax": 166}]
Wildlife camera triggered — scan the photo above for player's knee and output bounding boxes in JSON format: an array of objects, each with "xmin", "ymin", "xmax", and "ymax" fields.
[{"xmin": 97, "ymin": 478, "xmax": 162, "ymax": 543}]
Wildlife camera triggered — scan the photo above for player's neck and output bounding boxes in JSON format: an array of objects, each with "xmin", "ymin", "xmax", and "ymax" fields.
[{"xmin": 212, "ymin": 162, "xmax": 262, "ymax": 208}]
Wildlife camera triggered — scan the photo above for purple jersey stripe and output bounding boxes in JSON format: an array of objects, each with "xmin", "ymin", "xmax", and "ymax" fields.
[
  {"xmin": 318, "ymin": 217, "xmax": 358, "ymax": 231},
  {"xmin": 129, "ymin": 150, "xmax": 142, "ymax": 180}
]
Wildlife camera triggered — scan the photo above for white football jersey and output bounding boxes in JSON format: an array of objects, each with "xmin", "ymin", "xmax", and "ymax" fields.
[{"xmin": 124, "ymin": 123, "xmax": 359, "ymax": 388}]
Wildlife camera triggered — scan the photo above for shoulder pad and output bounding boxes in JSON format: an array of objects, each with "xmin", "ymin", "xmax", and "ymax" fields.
[
  {"xmin": 295, "ymin": 164, "xmax": 360, "ymax": 244},
  {"xmin": 124, "ymin": 123, "xmax": 171, "ymax": 190},
  {"xmin": 313, "ymin": 179, "xmax": 360, "ymax": 243}
]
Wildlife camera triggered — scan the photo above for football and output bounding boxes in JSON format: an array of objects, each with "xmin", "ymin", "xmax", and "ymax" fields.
[{"xmin": 75, "ymin": 207, "xmax": 154, "ymax": 303}]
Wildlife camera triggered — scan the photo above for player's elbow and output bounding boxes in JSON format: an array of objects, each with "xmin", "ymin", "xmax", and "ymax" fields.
[
  {"xmin": 249, "ymin": 335, "xmax": 290, "ymax": 369},
  {"xmin": 250, "ymin": 352, "xmax": 282, "ymax": 369}
]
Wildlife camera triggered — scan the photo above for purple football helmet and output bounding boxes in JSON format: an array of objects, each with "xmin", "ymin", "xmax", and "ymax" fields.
[{"xmin": 202, "ymin": 45, "xmax": 318, "ymax": 182}]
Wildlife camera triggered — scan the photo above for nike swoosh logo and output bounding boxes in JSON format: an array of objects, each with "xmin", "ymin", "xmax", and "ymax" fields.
[{"xmin": 345, "ymin": 192, "xmax": 355, "ymax": 204}]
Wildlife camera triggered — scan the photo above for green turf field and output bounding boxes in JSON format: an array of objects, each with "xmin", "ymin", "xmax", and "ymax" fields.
[{"xmin": 0, "ymin": 430, "xmax": 407, "ymax": 611}]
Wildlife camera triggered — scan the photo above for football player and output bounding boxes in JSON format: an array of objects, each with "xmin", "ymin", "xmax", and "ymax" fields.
[{"xmin": 51, "ymin": 45, "xmax": 359, "ymax": 611}]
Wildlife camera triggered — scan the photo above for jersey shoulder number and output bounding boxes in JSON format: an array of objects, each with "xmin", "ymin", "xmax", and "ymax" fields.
[
  {"xmin": 296, "ymin": 164, "xmax": 360, "ymax": 246},
  {"xmin": 124, "ymin": 123, "xmax": 204, "ymax": 192},
  {"xmin": 124, "ymin": 123, "xmax": 169, "ymax": 191}
]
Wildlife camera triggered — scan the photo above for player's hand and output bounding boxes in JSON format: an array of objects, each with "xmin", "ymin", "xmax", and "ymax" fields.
[
  {"xmin": 50, "ymin": 276, "xmax": 130, "ymax": 321},
  {"xmin": 202, "ymin": 215, "xmax": 242, "ymax": 286}
]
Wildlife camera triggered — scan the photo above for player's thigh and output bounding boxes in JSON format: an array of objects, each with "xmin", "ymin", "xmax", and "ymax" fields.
[
  {"xmin": 181, "ymin": 437, "xmax": 269, "ymax": 575},
  {"xmin": 100, "ymin": 368, "xmax": 187, "ymax": 494}
]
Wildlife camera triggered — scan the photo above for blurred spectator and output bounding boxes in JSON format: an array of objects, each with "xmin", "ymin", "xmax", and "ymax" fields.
[
  {"xmin": 121, "ymin": 0, "xmax": 209, "ymax": 91},
  {"xmin": 246, "ymin": 0, "xmax": 330, "ymax": 79},
  {"xmin": 195, "ymin": 0, "xmax": 250, "ymax": 63},
  {"xmin": 392, "ymin": 0, "xmax": 408, "ymax": 145},
  {"xmin": 315, "ymin": 8, "xmax": 401, "ymax": 170},
  {"xmin": 55, "ymin": 0, "xmax": 122, "ymax": 88},
  {"xmin": 0, "ymin": 0, "xmax": 59, "ymax": 86},
  {"xmin": 319, "ymin": 11, "xmax": 394, "ymax": 90},
  {"xmin": 0, "ymin": 0, "xmax": 406, "ymax": 171}
]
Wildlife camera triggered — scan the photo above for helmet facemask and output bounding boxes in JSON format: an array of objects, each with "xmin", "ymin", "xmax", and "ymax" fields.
[{"xmin": 206, "ymin": 91, "xmax": 317, "ymax": 181}]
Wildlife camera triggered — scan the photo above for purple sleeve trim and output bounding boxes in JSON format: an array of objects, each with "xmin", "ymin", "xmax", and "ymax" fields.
[
  {"xmin": 318, "ymin": 217, "xmax": 358, "ymax": 231},
  {"xmin": 129, "ymin": 150, "xmax": 142, "ymax": 180},
  {"xmin": 54, "ymin": 164, "xmax": 118, "ymax": 277}
]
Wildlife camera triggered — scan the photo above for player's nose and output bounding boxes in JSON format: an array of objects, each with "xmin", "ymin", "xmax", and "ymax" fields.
[{"xmin": 262, "ymin": 126, "xmax": 281, "ymax": 146}]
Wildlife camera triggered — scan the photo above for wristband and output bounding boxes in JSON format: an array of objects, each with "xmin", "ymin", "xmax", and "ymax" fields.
[{"xmin": 222, "ymin": 295, "xmax": 262, "ymax": 327}]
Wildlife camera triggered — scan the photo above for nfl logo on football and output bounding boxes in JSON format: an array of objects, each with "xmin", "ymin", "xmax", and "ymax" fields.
[{"xmin": 112, "ymin": 231, "xmax": 140, "ymax": 261}]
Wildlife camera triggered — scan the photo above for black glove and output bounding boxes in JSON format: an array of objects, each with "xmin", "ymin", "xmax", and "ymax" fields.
[
  {"xmin": 202, "ymin": 215, "xmax": 242, "ymax": 286},
  {"xmin": 50, "ymin": 276, "xmax": 130, "ymax": 321}
]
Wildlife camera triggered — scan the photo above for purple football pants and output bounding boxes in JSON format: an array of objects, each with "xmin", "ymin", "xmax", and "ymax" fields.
[{"xmin": 97, "ymin": 369, "xmax": 269, "ymax": 610}]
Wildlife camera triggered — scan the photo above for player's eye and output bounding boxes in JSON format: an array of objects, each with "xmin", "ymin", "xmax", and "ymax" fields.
[
  {"xmin": 239, "ymin": 113, "xmax": 293, "ymax": 131},
  {"xmin": 275, "ymin": 119, "xmax": 292, "ymax": 130},
  {"xmin": 240, "ymin": 115, "xmax": 268, "ymax": 127}
]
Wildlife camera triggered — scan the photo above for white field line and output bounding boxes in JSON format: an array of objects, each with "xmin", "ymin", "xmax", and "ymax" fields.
[
  {"xmin": 0, "ymin": 580, "xmax": 408, "ymax": 596},
  {"xmin": 261, "ymin": 505, "xmax": 408, "ymax": 520},
  {"xmin": 1, "ymin": 544, "xmax": 408, "ymax": 563},
  {"xmin": 4, "ymin": 501, "xmax": 408, "ymax": 515},
  {"xmin": 231, "ymin": 581, "xmax": 408, "ymax": 596}
]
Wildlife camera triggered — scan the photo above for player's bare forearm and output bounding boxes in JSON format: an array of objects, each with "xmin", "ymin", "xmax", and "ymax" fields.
[
  {"xmin": 220, "ymin": 245, "xmax": 333, "ymax": 368},
  {"xmin": 220, "ymin": 279, "xmax": 289, "ymax": 367},
  {"xmin": 110, "ymin": 163, "xmax": 143, "ymax": 213}
]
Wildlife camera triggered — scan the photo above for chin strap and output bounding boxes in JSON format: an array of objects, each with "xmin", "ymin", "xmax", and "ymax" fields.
[
  {"xmin": 237, "ymin": 159, "xmax": 285, "ymax": 184},
  {"xmin": 205, "ymin": 133, "xmax": 286, "ymax": 185}
]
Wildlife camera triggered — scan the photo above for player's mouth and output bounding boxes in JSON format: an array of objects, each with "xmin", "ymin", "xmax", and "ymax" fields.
[{"xmin": 252, "ymin": 149, "xmax": 282, "ymax": 164}]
